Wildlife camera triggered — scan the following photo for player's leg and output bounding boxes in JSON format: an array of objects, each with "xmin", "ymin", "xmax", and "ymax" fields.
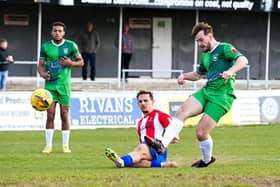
[
  {"xmin": 191, "ymin": 113, "xmax": 216, "ymax": 168},
  {"xmin": 60, "ymin": 104, "xmax": 71, "ymax": 153},
  {"xmin": 145, "ymin": 95, "xmax": 203, "ymax": 153},
  {"xmin": 131, "ymin": 160, "xmax": 152, "ymax": 168},
  {"xmin": 163, "ymin": 95, "xmax": 203, "ymax": 146},
  {"xmin": 132, "ymin": 160, "xmax": 177, "ymax": 168},
  {"xmin": 124, "ymin": 145, "xmax": 177, "ymax": 168},
  {"xmin": 105, "ymin": 144, "xmax": 152, "ymax": 168},
  {"xmin": 192, "ymin": 102, "xmax": 227, "ymax": 168},
  {"xmin": 42, "ymin": 101, "xmax": 57, "ymax": 153},
  {"xmin": 120, "ymin": 144, "xmax": 152, "ymax": 167},
  {"xmin": 133, "ymin": 146, "xmax": 177, "ymax": 168},
  {"xmin": 127, "ymin": 143, "xmax": 152, "ymax": 163},
  {"xmin": 59, "ymin": 89, "xmax": 72, "ymax": 153},
  {"xmin": 105, "ymin": 148, "xmax": 123, "ymax": 168}
]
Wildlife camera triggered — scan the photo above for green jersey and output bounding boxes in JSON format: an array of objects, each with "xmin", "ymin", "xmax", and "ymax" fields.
[
  {"xmin": 193, "ymin": 42, "xmax": 243, "ymax": 121},
  {"xmin": 197, "ymin": 42, "xmax": 242, "ymax": 92},
  {"xmin": 40, "ymin": 39, "xmax": 80, "ymax": 88}
]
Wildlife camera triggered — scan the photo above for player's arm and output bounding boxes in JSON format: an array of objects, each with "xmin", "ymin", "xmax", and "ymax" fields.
[
  {"xmin": 72, "ymin": 54, "xmax": 84, "ymax": 67},
  {"xmin": 38, "ymin": 59, "xmax": 50, "ymax": 80},
  {"xmin": 177, "ymin": 71, "xmax": 203, "ymax": 85},
  {"xmin": 60, "ymin": 42, "xmax": 84, "ymax": 67},
  {"xmin": 221, "ymin": 55, "xmax": 248, "ymax": 80},
  {"xmin": 60, "ymin": 54, "xmax": 84, "ymax": 67},
  {"xmin": 38, "ymin": 44, "xmax": 50, "ymax": 80},
  {"xmin": 221, "ymin": 44, "xmax": 249, "ymax": 80}
]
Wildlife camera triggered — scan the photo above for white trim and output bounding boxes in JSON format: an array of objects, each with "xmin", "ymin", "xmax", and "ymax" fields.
[
  {"xmin": 210, "ymin": 42, "xmax": 220, "ymax": 53},
  {"xmin": 13, "ymin": 61, "xmax": 37, "ymax": 64},
  {"xmin": 51, "ymin": 39, "xmax": 65, "ymax": 47}
]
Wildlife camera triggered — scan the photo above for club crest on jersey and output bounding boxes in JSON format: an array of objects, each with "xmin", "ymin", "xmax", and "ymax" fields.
[
  {"xmin": 212, "ymin": 54, "xmax": 218, "ymax": 62},
  {"xmin": 63, "ymin": 48, "xmax": 68, "ymax": 55}
]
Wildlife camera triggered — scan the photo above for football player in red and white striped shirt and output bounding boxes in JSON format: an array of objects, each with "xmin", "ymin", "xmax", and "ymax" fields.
[{"xmin": 105, "ymin": 90, "xmax": 178, "ymax": 168}]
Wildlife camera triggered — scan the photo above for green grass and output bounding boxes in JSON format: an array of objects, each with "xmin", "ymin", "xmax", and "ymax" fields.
[{"xmin": 1, "ymin": 125, "xmax": 280, "ymax": 187}]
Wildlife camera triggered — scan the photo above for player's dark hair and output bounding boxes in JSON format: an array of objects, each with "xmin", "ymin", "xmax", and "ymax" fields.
[
  {"xmin": 191, "ymin": 22, "xmax": 213, "ymax": 37},
  {"xmin": 136, "ymin": 90, "xmax": 154, "ymax": 101},
  {"xmin": 51, "ymin": 21, "xmax": 67, "ymax": 32}
]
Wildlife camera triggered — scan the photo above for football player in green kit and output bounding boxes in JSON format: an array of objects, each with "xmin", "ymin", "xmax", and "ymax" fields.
[
  {"xmin": 38, "ymin": 21, "xmax": 84, "ymax": 154},
  {"xmin": 144, "ymin": 22, "xmax": 248, "ymax": 168}
]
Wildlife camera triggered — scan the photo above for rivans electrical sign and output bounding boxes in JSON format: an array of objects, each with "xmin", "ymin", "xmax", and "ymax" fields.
[{"xmin": 79, "ymin": 0, "xmax": 280, "ymax": 12}]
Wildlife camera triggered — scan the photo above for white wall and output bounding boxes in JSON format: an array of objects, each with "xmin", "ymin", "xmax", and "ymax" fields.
[{"xmin": 0, "ymin": 90, "xmax": 279, "ymax": 130}]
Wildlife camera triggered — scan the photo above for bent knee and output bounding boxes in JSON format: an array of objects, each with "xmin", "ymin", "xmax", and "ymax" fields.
[
  {"xmin": 133, "ymin": 144, "xmax": 151, "ymax": 158},
  {"xmin": 134, "ymin": 144, "xmax": 149, "ymax": 152},
  {"xmin": 138, "ymin": 144, "xmax": 149, "ymax": 151},
  {"xmin": 195, "ymin": 128, "xmax": 208, "ymax": 141},
  {"xmin": 175, "ymin": 109, "xmax": 191, "ymax": 121},
  {"xmin": 175, "ymin": 106, "xmax": 201, "ymax": 121}
]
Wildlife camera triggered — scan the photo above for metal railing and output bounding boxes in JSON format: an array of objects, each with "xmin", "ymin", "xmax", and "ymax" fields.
[
  {"xmin": 122, "ymin": 65, "xmax": 251, "ymax": 90},
  {"xmin": 13, "ymin": 61, "xmax": 37, "ymax": 65},
  {"xmin": 121, "ymin": 69, "xmax": 184, "ymax": 89},
  {"xmin": 12, "ymin": 62, "xmax": 251, "ymax": 90}
]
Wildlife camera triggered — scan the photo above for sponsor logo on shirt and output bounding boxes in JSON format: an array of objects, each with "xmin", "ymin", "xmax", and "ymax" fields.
[{"xmin": 50, "ymin": 60, "xmax": 63, "ymax": 70}]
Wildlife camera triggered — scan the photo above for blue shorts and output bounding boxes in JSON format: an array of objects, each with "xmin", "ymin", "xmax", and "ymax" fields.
[{"xmin": 149, "ymin": 146, "xmax": 168, "ymax": 163}]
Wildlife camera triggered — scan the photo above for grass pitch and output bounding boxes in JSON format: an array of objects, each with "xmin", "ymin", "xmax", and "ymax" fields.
[{"xmin": 0, "ymin": 125, "xmax": 280, "ymax": 187}]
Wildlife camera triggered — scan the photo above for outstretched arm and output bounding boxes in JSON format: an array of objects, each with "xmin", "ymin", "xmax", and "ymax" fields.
[{"xmin": 177, "ymin": 71, "xmax": 203, "ymax": 85}]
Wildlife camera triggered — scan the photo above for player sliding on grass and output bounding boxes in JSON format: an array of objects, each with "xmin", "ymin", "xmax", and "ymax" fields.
[
  {"xmin": 105, "ymin": 90, "xmax": 178, "ymax": 168},
  {"xmin": 145, "ymin": 22, "xmax": 248, "ymax": 168}
]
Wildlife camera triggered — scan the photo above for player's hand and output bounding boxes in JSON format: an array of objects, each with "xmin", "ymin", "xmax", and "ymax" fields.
[
  {"xmin": 60, "ymin": 56, "xmax": 73, "ymax": 67},
  {"xmin": 40, "ymin": 71, "xmax": 50, "ymax": 80},
  {"xmin": 221, "ymin": 70, "xmax": 233, "ymax": 81},
  {"xmin": 171, "ymin": 136, "xmax": 180, "ymax": 144},
  {"xmin": 177, "ymin": 74, "xmax": 185, "ymax": 85}
]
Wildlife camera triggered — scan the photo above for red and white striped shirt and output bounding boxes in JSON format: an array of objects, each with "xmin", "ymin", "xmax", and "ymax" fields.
[{"xmin": 137, "ymin": 109, "xmax": 171, "ymax": 143}]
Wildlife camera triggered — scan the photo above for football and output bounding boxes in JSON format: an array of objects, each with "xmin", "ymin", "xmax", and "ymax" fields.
[{"xmin": 30, "ymin": 89, "xmax": 53, "ymax": 111}]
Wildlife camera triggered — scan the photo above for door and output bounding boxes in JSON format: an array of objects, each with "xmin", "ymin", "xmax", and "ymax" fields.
[{"xmin": 152, "ymin": 17, "xmax": 172, "ymax": 78}]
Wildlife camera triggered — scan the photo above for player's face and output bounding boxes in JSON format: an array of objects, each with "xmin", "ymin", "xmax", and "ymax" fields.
[
  {"xmin": 51, "ymin": 25, "xmax": 65, "ymax": 42},
  {"xmin": 137, "ymin": 94, "xmax": 154, "ymax": 115},
  {"xmin": 195, "ymin": 30, "xmax": 211, "ymax": 52}
]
